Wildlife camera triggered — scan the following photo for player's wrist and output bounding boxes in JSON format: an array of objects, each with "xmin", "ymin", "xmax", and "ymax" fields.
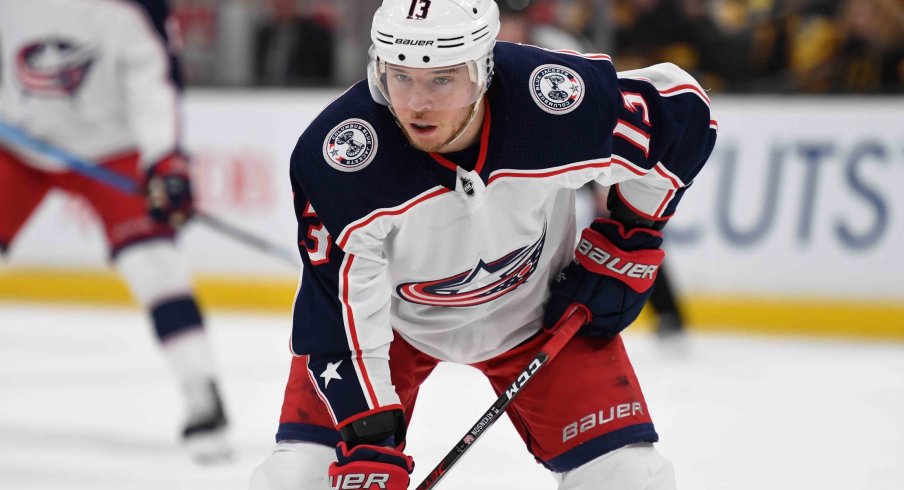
[
  {"xmin": 335, "ymin": 441, "xmax": 413, "ymax": 470},
  {"xmin": 587, "ymin": 218, "xmax": 664, "ymax": 252},
  {"xmin": 338, "ymin": 409, "xmax": 407, "ymax": 448}
]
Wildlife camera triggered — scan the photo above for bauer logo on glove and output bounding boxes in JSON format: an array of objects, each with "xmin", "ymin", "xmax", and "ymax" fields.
[
  {"xmin": 574, "ymin": 227, "xmax": 664, "ymax": 293},
  {"xmin": 329, "ymin": 472, "xmax": 391, "ymax": 490},
  {"xmin": 544, "ymin": 219, "xmax": 666, "ymax": 338}
]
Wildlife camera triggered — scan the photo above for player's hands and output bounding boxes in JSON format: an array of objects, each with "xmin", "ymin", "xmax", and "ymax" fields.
[
  {"xmin": 329, "ymin": 441, "xmax": 413, "ymax": 490},
  {"xmin": 544, "ymin": 218, "xmax": 665, "ymax": 338},
  {"xmin": 145, "ymin": 153, "xmax": 194, "ymax": 229}
]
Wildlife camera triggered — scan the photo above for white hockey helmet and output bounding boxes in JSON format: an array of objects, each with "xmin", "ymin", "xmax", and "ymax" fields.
[{"xmin": 368, "ymin": 0, "xmax": 500, "ymax": 111}]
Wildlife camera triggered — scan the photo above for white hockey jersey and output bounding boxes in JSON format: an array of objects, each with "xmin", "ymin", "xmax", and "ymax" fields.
[{"xmin": 0, "ymin": 0, "xmax": 181, "ymax": 171}]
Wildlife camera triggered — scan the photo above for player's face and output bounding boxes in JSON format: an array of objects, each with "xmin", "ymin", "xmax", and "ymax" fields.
[{"xmin": 384, "ymin": 64, "xmax": 481, "ymax": 152}]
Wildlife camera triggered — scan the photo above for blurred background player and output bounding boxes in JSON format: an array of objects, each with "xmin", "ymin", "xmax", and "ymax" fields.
[
  {"xmin": 497, "ymin": 0, "xmax": 594, "ymax": 52},
  {"xmin": 647, "ymin": 266, "xmax": 686, "ymax": 338},
  {"xmin": 0, "ymin": 0, "xmax": 230, "ymax": 462},
  {"xmin": 252, "ymin": 0, "xmax": 335, "ymax": 86}
]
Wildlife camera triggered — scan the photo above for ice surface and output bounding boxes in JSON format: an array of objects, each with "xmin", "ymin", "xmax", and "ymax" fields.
[{"xmin": 1, "ymin": 303, "xmax": 902, "ymax": 489}]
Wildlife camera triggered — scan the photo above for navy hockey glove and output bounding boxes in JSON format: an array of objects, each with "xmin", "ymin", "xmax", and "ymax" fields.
[
  {"xmin": 145, "ymin": 153, "xmax": 194, "ymax": 228},
  {"xmin": 329, "ymin": 441, "xmax": 414, "ymax": 490},
  {"xmin": 544, "ymin": 218, "xmax": 665, "ymax": 338}
]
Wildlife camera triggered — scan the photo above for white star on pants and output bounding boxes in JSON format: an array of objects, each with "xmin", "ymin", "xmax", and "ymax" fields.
[{"xmin": 320, "ymin": 360, "xmax": 343, "ymax": 388}]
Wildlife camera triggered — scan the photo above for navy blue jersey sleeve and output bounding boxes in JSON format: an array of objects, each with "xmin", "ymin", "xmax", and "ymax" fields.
[
  {"xmin": 290, "ymin": 171, "xmax": 402, "ymax": 427},
  {"xmin": 601, "ymin": 63, "xmax": 718, "ymax": 221},
  {"xmin": 291, "ymin": 172, "xmax": 349, "ymax": 356}
]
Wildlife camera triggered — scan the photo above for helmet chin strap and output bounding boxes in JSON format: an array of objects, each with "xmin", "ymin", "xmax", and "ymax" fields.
[{"xmin": 437, "ymin": 95, "xmax": 484, "ymax": 153}]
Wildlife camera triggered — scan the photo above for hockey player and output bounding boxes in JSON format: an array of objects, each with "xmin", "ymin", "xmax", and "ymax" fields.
[
  {"xmin": 0, "ymin": 0, "xmax": 229, "ymax": 462},
  {"xmin": 250, "ymin": 0, "xmax": 716, "ymax": 488}
]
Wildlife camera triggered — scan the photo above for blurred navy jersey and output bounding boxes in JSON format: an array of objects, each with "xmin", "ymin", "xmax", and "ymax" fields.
[
  {"xmin": 0, "ymin": 0, "xmax": 183, "ymax": 170},
  {"xmin": 289, "ymin": 42, "xmax": 716, "ymax": 427}
]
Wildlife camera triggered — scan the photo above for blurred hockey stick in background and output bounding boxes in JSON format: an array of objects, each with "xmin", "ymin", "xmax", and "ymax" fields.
[
  {"xmin": 0, "ymin": 120, "xmax": 299, "ymax": 267},
  {"xmin": 415, "ymin": 303, "xmax": 591, "ymax": 490}
]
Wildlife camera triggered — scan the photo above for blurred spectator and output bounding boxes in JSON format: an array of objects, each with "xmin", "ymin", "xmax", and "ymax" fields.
[
  {"xmin": 171, "ymin": 0, "xmax": 219, "ymax": 85},
  {"xmin": 743, "ymin": 0, "xmax": 903, "ymax": 93},
  {"xmin": 613, "ymin": 0, "xmax": 751, "ymax": 90},
  {"xmin": 171, "ymin": 0, "xmax": 903, "ymax": 93},
  {"xmin": 497, "ymin": 0, "xmax": 594, "ymax": 51},
  {"xmin": 253, "ymin": 0, "xmax": 335, "ymax": 86},
  {"xmin": 832, "ymin": 0, "xmax": 904, "ymax": 92},
  {"xmin": 743, "ymin": 0, "xmax": 799, "ymax": 91},
  {"xmin": 751, "ymin": 0, "xmax": 838, "ymax": 92}
]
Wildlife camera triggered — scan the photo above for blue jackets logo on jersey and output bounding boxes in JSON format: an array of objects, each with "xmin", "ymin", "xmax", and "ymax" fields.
[
  {"xmin": 322, "ymin": 119, "xmax": 378, "ymax": 172},
  {"xmin": 529, "ymin": 64, "xmax": 585, "ymax": 114},
  {"xmin": 397, "ymin": 226, "xmax": 546, "ymax": 307},
  {"xmin": 15, "ymin": 39, "xmax": 96, "ymax": 97}
]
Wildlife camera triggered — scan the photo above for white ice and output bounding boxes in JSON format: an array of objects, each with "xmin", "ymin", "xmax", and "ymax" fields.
[{"xmin": 1, "ymin": 303, "xmax": 903, "ymax": 490}]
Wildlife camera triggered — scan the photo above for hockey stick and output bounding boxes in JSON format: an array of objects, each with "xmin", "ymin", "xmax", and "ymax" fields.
[
  {"xmin": 415, "ymin": 303, "xmax": 591, "ymax": 490},
  {"xmin": 0, "ymin": 120, "xmax": 299, "ymax": 267}
]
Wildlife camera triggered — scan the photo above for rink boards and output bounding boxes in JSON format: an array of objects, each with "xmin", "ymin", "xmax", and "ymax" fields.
[{"xmin": 2, "ymin": 93, "xmax": 902, "ymax": 338}]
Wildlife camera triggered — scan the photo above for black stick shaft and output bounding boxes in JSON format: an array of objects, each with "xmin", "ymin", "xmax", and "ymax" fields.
[
  {"xmin": 415, "ymin": 305, "xmax": 588, "ymax": 490},
  {"xmin": 195, "ymin": 212, "xmax": 299, "ymax": 267}
]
